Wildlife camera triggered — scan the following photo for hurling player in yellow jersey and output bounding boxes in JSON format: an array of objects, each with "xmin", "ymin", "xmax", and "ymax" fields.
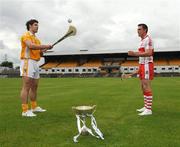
[{"xmin": 20, "ymin": 19, "xmax": 52, "ymax": 117}]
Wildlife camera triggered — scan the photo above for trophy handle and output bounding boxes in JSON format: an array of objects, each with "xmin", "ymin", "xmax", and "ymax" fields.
[
  {"xmin": 72, "ymin": 106, "xmax": 76, "ymax": 112},
  {"xmin": 92, "ymin": 105, "xmax": 96, "ymax": 114}
]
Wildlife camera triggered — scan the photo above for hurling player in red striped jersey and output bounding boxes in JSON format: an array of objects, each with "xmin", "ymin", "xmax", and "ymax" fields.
[{"xmin": 124, "ymin": 24, "xmax": 154, "ymax": 116}]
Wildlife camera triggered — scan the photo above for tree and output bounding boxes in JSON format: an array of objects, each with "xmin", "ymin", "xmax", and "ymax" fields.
[{"xmin": 0, "ymin": 61, "xmax": 13, "ymax": 68}]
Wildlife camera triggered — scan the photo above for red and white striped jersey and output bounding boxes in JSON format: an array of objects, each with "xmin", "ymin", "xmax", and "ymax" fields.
[{"xmin": 138, "ymin": 35, "xmax": 154, "ymax": 64}]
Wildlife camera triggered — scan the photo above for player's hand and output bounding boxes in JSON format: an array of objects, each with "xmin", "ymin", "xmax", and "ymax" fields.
[
  {"xmin": 128, "ymin": 51, "xmax": 135, "ymax": 56},
  {"xmin": 42, "ymin": 49, "xmax": 48, "ymax": 53},
  {"xmin": 121, "ymin": 73, "xmax": 132, "ymax": 79},
  {"xmin": 43, "ymin": 45, "xmax": 53, "ymax": 50},
  {"xmin": 46, "ymin": 45, "xmax": 53, "ymax": 50},
  {"xmin": 40, "ymin": 48, "xmax": 49, "ymax": 56}
]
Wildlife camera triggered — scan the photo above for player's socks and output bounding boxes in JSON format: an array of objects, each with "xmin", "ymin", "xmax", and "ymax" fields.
[
  {"xmin": 144, "ymin": 91, "xmax": 153, "ymax": 110},
  {"xmin": 31, "ymin": 101, "xmax": 37, "ymax": 109},
  {"xmin": 22, "ymin": 103, "xmax": 28, "ymax": 112},
  {"xmin": 143, "ymin": 92, "xmax": 147, "ymax": 108}
]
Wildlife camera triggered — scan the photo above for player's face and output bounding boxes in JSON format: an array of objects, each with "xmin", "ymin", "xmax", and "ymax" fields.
[
  {"xmin": 137, "ymin": 26, "xmax": 146, "ymax": 37},
  {"xmin": 30, "ymin": 22, "xmax": 38, "ymax": 33}
]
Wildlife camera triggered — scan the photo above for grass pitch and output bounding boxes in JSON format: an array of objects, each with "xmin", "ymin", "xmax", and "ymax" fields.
[{"xmin": 0, "ymin": 77, "xmax": 180, "ymax": 147}]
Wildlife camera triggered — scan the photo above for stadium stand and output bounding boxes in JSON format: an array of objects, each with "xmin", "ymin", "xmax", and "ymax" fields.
[
  {"xmin": 121, "ymin": 60, "xmax": 139, "ymax": 66},
  {"xmin": 1, "ymin": 50, "xmax": 180, "ymax": 78},
  {"xmin": 81, "ymin": 59, "xmax": 102, "ymax": 67},
  {"xmin": 57, "ymin": 60, "xmax": 78, "ymax": 67},
  {"xmin": 154, "ymin": 59, "xmax": 169, "ymax": 66},
  {"xmin": 169, "ymin": 59, "xmax": 180, "ymax": 66},
  {"xmin": 41, "ymin": 62, "xmax": 59, "ymax": 69},
  {"xmin": 103, "ymin": 61, "xmax": 112, "ymax": 66},
  {"xmin": 38, "ymin": 50, "xmax": 180, "ymax": 77}
]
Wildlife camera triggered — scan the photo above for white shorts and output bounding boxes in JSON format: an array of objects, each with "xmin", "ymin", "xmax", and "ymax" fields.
[{"xmin": 20, "ymin": 59, "xmax": 40, "ymax": 79}]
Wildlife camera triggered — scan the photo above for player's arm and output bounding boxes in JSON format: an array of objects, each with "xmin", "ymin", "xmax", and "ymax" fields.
[
  {"xmin": 25, "ymin": 40, "xmax": 53, "ymax": 50},
  {"xmin": 128, "ymin": 49, "xmax": 153, "ymax": 57}
]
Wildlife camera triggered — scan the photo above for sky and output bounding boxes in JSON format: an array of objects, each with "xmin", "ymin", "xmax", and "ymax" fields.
[{"xmin": 0, "ymin": 0, "xmax": 180, "ymax": 66}]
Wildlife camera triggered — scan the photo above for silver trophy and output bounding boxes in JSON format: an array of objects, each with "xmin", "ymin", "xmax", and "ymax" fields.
[{"xmin": 72, "ymin": 105, "xmax": 104, "ymax": 142}]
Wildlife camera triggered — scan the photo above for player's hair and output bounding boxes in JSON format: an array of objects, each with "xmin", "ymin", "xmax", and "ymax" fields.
[
  {"xmin": 138, "ymin": 23, "xmax": 148, "ymax": 33},
  {"xmin": 26, "ymin": 19, "xmax": 38, "ymax": 30}
]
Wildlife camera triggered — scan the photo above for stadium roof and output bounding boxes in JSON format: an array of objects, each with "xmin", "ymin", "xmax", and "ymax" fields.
[
  {"xmin": 44, "ymin": 49, "xmax": 128, "ymax": 56},
  {"xmin": 44, "ymin": 49, "xmax": 180, "ymax": 56}
]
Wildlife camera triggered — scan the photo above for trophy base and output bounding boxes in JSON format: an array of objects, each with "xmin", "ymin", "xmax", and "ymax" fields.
[{"xmin": 81, "ymin": 128, "xmax": 89, "ymax": 136}]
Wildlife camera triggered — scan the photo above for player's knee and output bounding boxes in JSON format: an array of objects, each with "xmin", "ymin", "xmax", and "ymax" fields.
[
  {"xmin": 23, "ymin": 80, "xmax": 31, "ymax": 90},
  {"xmin": 30, "ymin": 83, "xmax": 38, "ymax": 91},
  {"xmin": 31, "ymin": 87, "xmax": 37, "ymax": 92},
  {"xmin": 142, "ymin": 83, "xmax": 148, "ymax": 90},
  {"xmin": 22, "ymin": 85, "xmax": 31, "ymax": 92}
]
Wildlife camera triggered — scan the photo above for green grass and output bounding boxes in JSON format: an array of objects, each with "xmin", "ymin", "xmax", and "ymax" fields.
[{"xmin": 0, "ymin": 77, "xmax": 180, "ymax": 147}]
